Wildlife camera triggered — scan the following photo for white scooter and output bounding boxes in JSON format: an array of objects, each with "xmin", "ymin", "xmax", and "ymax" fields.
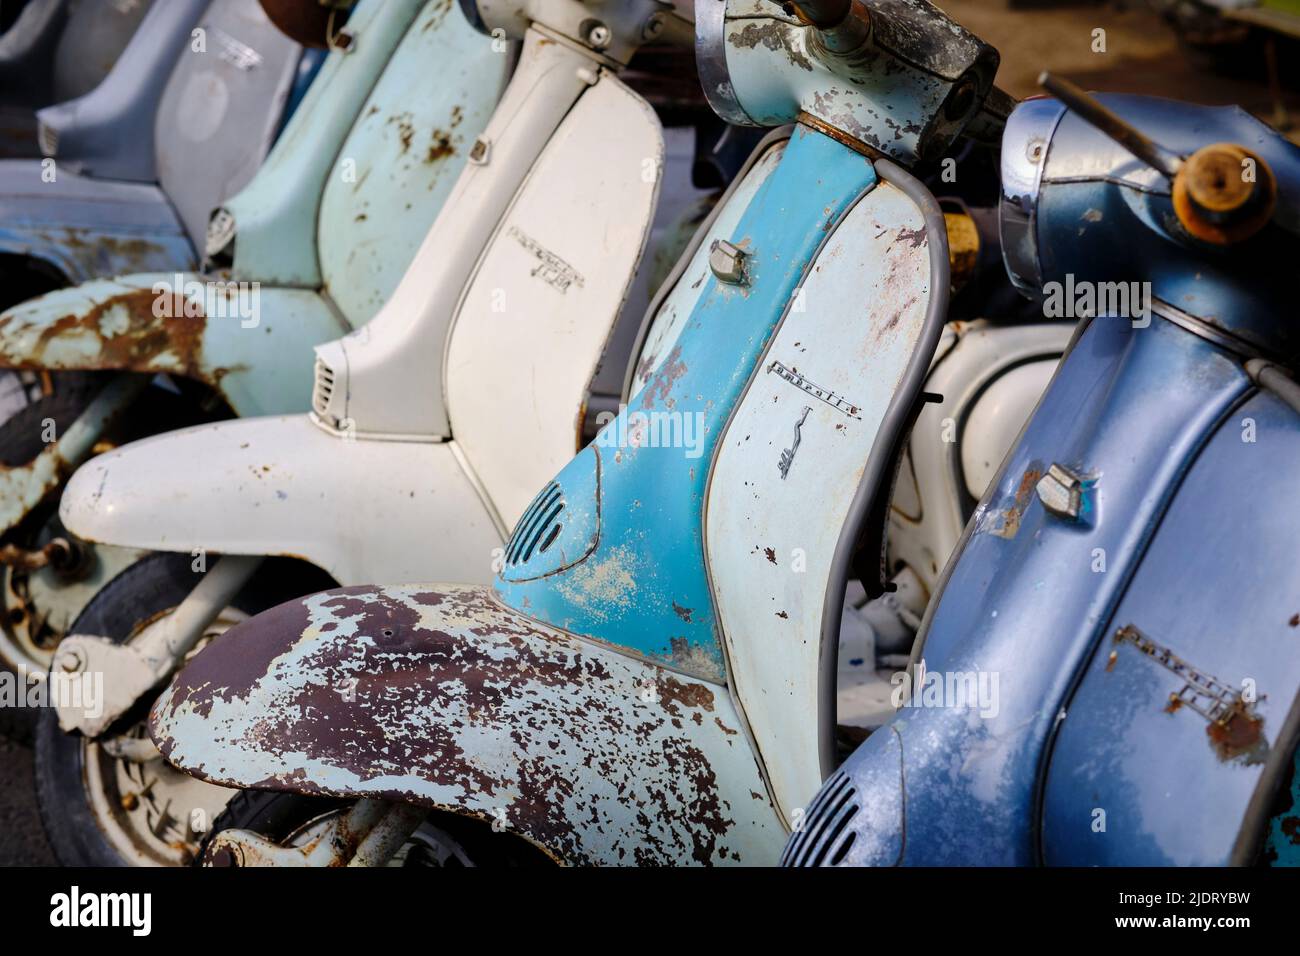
[{"xmin": 39, "ymin": 0, "xmax": 700, "ymax": 866}]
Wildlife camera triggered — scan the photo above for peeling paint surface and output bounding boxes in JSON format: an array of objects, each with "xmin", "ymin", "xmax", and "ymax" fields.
[
  {"xmin": 706, "ymin": 179, "xmax": 932, "ymax": 821},
  {"xmin": 316, "ymin": 0, "xmax": 506, "ymax": 327},
  {"xmin": 150, "ymin": 584, "xmax": 785, "ymax": 865},
  {"xmin": 494, "ymin": 127, "xmax": 878, "ymax": 681},
  {"xmin": 0, "ymin": 275, "xmax": 349, "ymax": 415}
]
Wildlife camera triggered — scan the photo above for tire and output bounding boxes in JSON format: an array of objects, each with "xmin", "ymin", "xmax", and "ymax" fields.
[
  {"xmin": 34, "ymin": 551, "xmax": 334, "ymax": 866},
  {"xmin": 199, "ymin": 788, "xmax": 556, "ymax": 867}
]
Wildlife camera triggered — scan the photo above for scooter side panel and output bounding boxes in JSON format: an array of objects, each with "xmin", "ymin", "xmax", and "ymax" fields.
[
  {"xmin": 445, "ymin": 73, "xmax": 663, "ymax": 528},
  {"xmin": 316, "ymin": 0, "xmax": 506, "ymax": 328},
  {"xmin": 153, "ymin": 0, "xmax": 304, "ymax": 251},
  {"xmin": 705, "ymin": 177, "xmax": 932, "ymax": 821},
  {"xmin": 492, "ymin": 126, "xmax": 878, "ymax": 681},
  {"xmin": 219, "ymin": 0, "xmax": 427, "ymax": 286},
  {"xmin": 842, "ymin": 317, "xmax": 1250, "ymax": 864},
  {"xmin": 0, "ymin": 276, "xmax": 346, "ymax": 414},
  {"xmin": 1041, "ymin": 388, "xmax": 1300, "ymax": 865},
  {"xmin": 34, "ymin": 0, "xmax": 209, "ymax": 182},
  {"xmin": 60, "ymin": 415, "xmax": 501, "ymax": 584},
  {"xmin": 51, "ymin": 0, "xmax": 155, "ymax": 103},
  {"xmin": 149, "ymin": 583, "xmax": 786, "ymax": 865},
  {"xmin": 626, "ymin": 139, "xmax": 785, "ymax": 397},
  {"xmin": 0, "ymin": 163, "xmax": 192, "ymax": 283}
]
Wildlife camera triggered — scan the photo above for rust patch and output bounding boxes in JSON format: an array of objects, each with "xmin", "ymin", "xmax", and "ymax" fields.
[
  {"xmin": 153, "ymin": 585, "xmax": 750, "ymax": 865},
  {"xmin": 0, "ymin": 288, "xmax": 224, "ymax": 381},
  {"xmin": 728, "ymin": 21, "xmax": 813, "ymax": 72},
  {"xmin": 984, "ymin": 464, "xmax": 1044, "ymax": 539},
  {"xmin": 639, "ymin": 344, "xmax": 687, "ymax": 410}
]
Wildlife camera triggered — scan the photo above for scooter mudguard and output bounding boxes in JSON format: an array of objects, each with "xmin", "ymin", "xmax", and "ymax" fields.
[
  {"xmin": 0, "ymin": 275, "xmax": 347, "ymax": 414},
  {"xmin": 0, "ymin": 168, "xmax": 192, "ymax": 285},
  {"xmin": 61, "ymin": 415, "xmax": 501, "ymax": 585},
  {"xmin": 149, "ymin": 583, "xmax": 785, "ymax": 866}
]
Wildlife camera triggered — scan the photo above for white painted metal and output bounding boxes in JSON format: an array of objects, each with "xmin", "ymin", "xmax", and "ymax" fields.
[
  {"xmin": 60, "ymin": 415, "xmax": 503, "ymax": 586},
  {"xmin": 53, "ymin": 555, "xmax": 262, "ymax": 736},
  {"xmin": 705, "ymin": 180, "xmax": 935, "ymax": 824},
  {"xmin": 887, "ymin": 321, "xmax": 1070, "ymax": 595},
  {"xmin": 310, "ymin": 30, "xmax": 602, "ymax": 439},
  {"xmin": 444, "ymin": 72, "xmax": 662, "ymax": 527}
]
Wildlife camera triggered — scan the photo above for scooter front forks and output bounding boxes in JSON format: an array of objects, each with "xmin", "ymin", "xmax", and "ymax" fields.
[{"xmin": 206, "ymin": 800, "xmax": 427, "ymax": 868}]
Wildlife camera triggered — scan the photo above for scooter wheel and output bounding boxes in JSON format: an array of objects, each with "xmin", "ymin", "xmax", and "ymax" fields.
[
  {"xmin": 33, "ymin": 551, "xmax": 334, "ymax": 866},
  {"xmin": 0, "ymin": 370, "xmax": 110, "ymax": 746},
  {"xmin": 198, "ymin": 789, "xmax": 556, "ymax": 867}
]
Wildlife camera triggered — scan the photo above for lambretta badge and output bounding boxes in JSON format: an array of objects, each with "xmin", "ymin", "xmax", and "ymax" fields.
[
  {"xmin": 767, "ymin": 361, "xmax": 861, "ymax": 418},
  {"xmin": 211, "ymin": 28, "xmax": 262, "ymax": 71},
  {"xmin": 49, "ymin": 886, "xmax": 151, "ymax": 936},
  {"xmin": 509, "ymin": 227, "xmax": 585, "ymax": 293}
]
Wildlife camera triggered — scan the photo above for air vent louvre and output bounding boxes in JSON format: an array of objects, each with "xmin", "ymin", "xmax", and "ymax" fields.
[
  {"xmin": 37, "ymin": 121, "xmax": 58, "ymax": 157},
  {"xmin": 780, "ymin": 769, "xmax": 860, "ymax": 867},
  {"xmin": 504, "ymin": 481, "xmax": 565, "ymax": 569},
  {"xmin": 311, "ymin": 358, "xmax": 336, "ymax": 422}
]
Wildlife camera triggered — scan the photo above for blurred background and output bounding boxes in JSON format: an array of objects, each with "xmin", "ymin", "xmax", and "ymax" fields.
[{"xmin": 946, "ymin": 0, "xmax": 1299, "ymax": 138}]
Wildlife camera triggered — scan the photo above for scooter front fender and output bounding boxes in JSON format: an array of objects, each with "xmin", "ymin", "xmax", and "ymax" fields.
[
  {"xmin": 150, "ymin": 583, "xmax": 786, "ymax": 865},
  {"xmin": 0, "ymin": 275, "xmax": 347, "ymax": 413},
  {"xmin": 60, "ymin": 415, "xmax": 501, "ymax": 585}
]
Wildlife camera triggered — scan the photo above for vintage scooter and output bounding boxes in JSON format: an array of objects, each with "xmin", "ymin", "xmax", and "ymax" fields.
[
  {"xmin": 0, "ymin": 0, "xmax": 307, "ymax": 298},
  {"xmin": 39, "ymin": 0, "xmax": 699, "ymax": 866},
  {"xmin": 784, "ymin": 77, "xmax": 1300, "ymax": 867},
  {"xmin": 0, "ymin": 0, "xmax": 507, "ymax": 702},
  {"xmin": 0, "ymin": 0, "xmax": 156, "ymax": 160},
  {"xmin": 144, "ymin": 0, "xmax": 1009, "ymax": 866}
]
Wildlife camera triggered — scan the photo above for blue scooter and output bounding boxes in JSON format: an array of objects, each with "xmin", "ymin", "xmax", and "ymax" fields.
[{"xmin": 785, "ymin": 75, "xmax": 1300, "ymax": 867}]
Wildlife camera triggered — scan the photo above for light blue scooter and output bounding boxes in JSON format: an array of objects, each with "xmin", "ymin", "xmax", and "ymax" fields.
[{"xmin": 146, "ymin": 0, "xmax": 1012, "ymax": 867}]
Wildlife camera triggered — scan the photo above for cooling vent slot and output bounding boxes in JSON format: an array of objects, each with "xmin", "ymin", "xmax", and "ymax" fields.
[
  {"xmin": 37, "ymin": 121, "xmax": 58, "ymax": 157},
  {"xmin": 311, "ymin": 358, "xmax": 336, "ymax": 421},
  {"xmin": 504, "ymin": 481, "xmax": 565, "ymax": 568},
  {"xmin": 780, "ymin": 769, "xmax": 861, "ymax": 867}
]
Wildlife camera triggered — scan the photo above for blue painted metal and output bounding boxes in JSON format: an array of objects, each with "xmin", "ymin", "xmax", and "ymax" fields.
[
  {"xmin": 1042, "ymin": 390, "xmax": 1300, "ymax": 865},
  {"xmin": 495, "ymin": 125, "xmax": 878, "ymax": 681},
  {"xmin": 787, "ymin": 93, "xmax": 1300, "ymax": 867},
  {"xmin": 1029, "ymin": 95, "xmax": 1300, "ymax": 358}
]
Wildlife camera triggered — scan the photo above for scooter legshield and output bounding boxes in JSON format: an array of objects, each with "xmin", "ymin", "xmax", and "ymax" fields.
[{"xmin": 148, "ymin": 583, "xmax": 786, "ymax": 865}]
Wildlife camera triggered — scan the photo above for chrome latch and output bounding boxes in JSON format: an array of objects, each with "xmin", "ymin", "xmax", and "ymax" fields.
[{"xmin": 709, "ymin": 240, "xmax": 749, "ymax": 285}]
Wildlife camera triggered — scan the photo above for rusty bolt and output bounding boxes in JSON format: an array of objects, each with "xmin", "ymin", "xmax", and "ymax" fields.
[
  {"xmin": 120, "ymin": 792, "xmax": 139, "ymax": 812},
  {"xmin": 57, "ymin": 647, "xmax": 85, "ymax": 673},
  {"xmin": 208, "ymin": 844, "xmax": 242, "ymax": 868}
]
